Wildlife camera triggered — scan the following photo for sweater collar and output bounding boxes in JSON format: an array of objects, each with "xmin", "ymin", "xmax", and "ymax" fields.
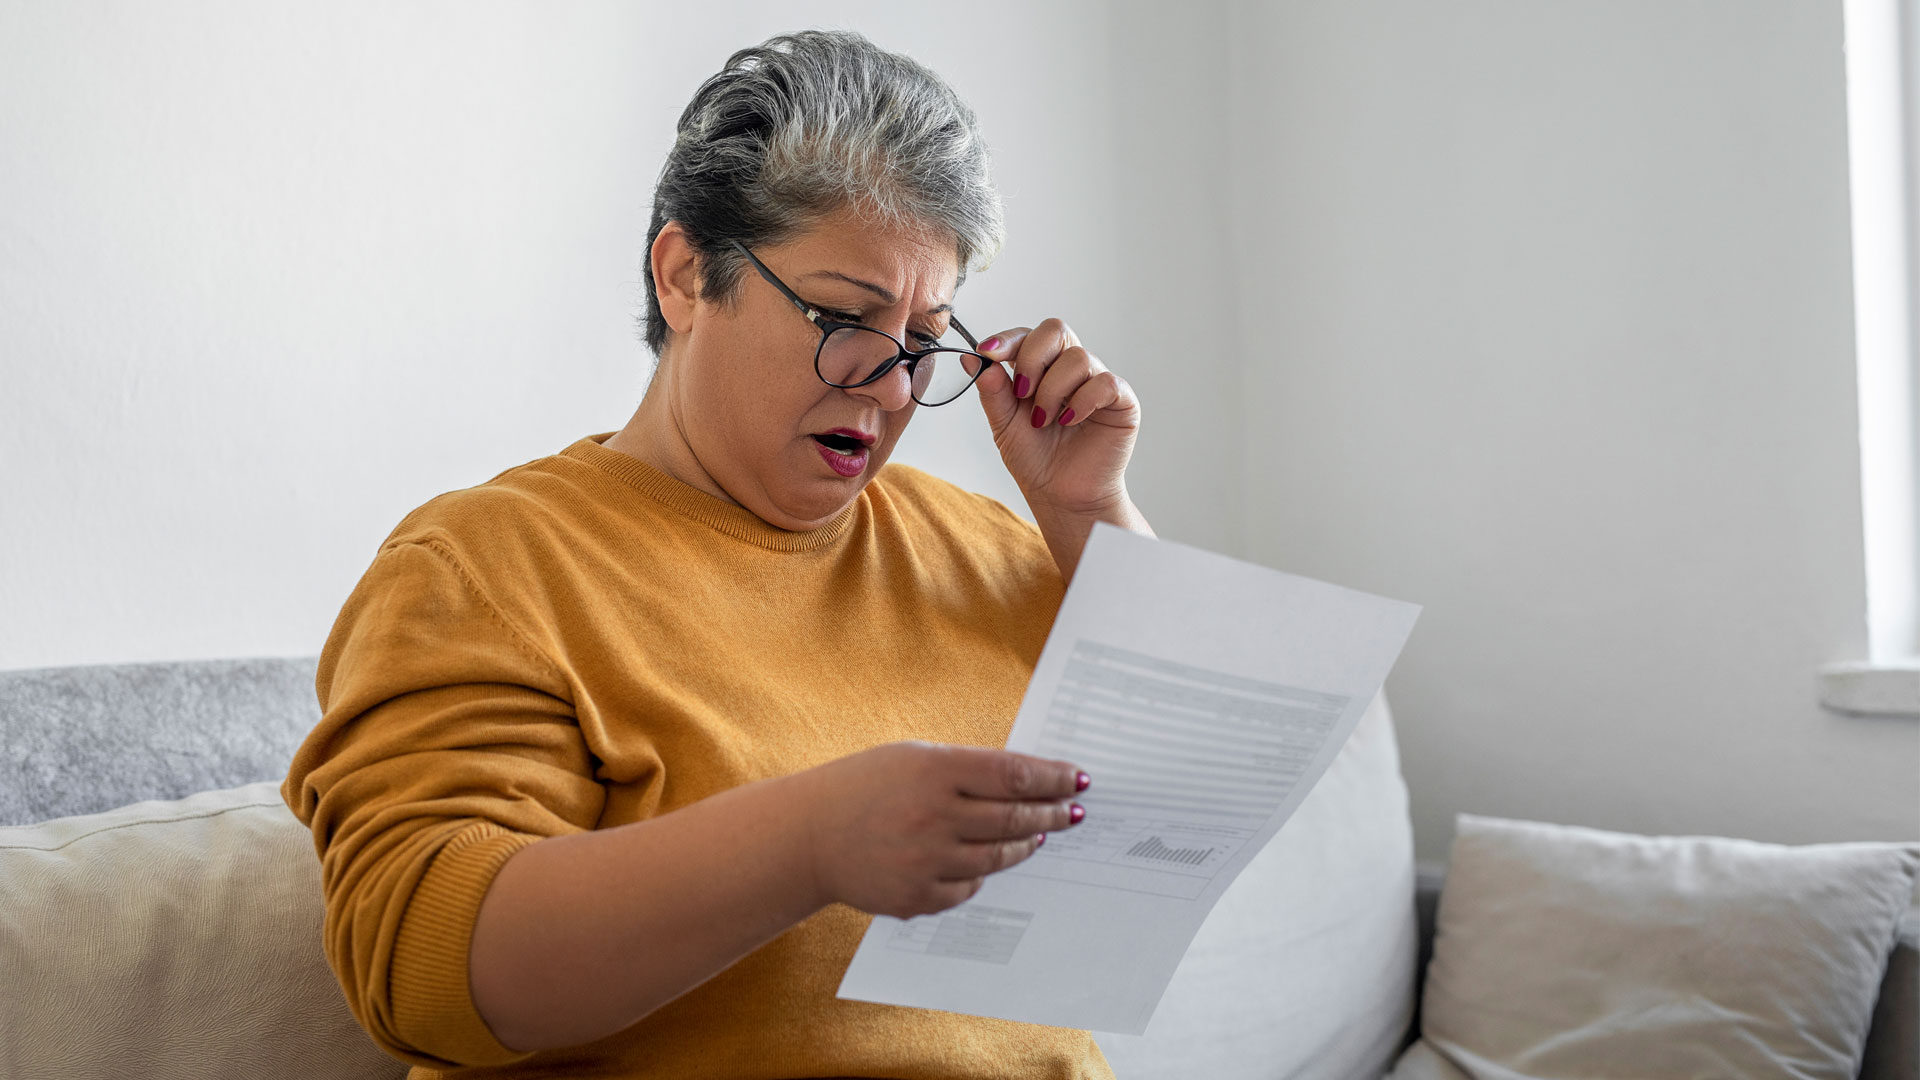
[{"xmin": 562, "ymin": 433, "xmax": 861, "ymax": 552}]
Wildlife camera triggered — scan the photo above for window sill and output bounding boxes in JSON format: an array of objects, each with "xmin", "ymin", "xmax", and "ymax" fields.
[{"xmin": 1820, "ymin": 660, "xmax": 1920, "ymax": 718}]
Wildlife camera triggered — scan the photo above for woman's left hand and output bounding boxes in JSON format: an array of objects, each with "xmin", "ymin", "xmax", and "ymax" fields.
[{"xmin": 973, "ymin": 318, "xmax": 1141, "ymax": 517}]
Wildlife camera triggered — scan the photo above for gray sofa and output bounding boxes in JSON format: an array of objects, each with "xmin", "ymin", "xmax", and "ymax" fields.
[{"xmin": 0, "ymin": 657, "xmax": 1913, "ymax": 1079}]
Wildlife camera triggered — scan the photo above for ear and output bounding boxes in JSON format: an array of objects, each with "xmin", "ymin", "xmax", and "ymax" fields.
[{"xmin": 651, "ymin": 221, "xmax": 701, "ymax": 336}]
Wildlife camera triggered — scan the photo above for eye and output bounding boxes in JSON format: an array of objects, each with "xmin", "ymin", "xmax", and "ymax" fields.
[
  {"xmin": 816, "ymin": 305, "xmax": 946, "ymax": 347},
  {"xmin": 910, "ymin": 318, "xmax": 955, "ymax": 348}
]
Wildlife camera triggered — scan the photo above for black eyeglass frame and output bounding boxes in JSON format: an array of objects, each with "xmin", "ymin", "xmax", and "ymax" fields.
[{"xmin": 728, "ymin": 239, "xmax": 990, "ymax": 407}]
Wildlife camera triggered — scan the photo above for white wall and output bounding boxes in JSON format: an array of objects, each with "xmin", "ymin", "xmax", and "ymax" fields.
[
  {"xmin": 0, "ymin": 0, "xmax": 1236, "ymax": 669},
  {"xmin": 1227, "ymin": 0, "xmax": 1918, "ymax": 858},
  {"xmin": 4, "ymin": 1, "xmax": 1913, "ymax": 857},
  {"xmin": 1102, "ymin": 1, "xmax": 1244, "ymax": 559}
]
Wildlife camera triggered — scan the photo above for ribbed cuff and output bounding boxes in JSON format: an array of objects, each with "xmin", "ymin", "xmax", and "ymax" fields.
[{"xmin": 390, "ymin": 822, "xmax": 544, "ymax": 1067}]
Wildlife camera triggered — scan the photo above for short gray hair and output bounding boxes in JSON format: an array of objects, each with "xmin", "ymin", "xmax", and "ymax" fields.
[{"xmin": 640, "ymin": 30, "xmax": 1005, "ymax": 354}]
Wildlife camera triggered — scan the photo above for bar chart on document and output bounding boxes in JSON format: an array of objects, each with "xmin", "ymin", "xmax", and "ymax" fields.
[{"xmin": 1012, "ymin": 640, "xmax": 1349, "ymax": 901}]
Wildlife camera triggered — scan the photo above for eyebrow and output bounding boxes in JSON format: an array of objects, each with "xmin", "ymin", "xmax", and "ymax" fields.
[{"xmin": 802, "ymin": 270, "xmax": 954, "ymax": 315}]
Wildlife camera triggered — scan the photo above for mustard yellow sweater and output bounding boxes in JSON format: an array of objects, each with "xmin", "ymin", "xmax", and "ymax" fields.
[{"xmin": 282, "ymin": 433, "xmax": 1111, "ymax": 1079}]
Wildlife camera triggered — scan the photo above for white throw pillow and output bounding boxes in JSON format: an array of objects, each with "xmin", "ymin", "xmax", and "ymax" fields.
[
  {"xmin": 0, "ymin": 782, "xmax": 406, "ymax": 1080},
  {"xmin": 1096, "ymin": 693, "xmax": 1419, "ymax": 1079},
  {"xmin": 1388, "ymin": 814, "xmax": 1920, "ymax": 1080}
]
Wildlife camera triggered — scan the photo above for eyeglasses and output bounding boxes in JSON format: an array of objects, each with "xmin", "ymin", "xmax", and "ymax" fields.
[{"xmin": 729, "ymin": 240, "xmax": 992, "ymax": 407}]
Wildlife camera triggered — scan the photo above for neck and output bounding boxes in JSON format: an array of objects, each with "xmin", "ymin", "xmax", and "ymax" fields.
[{"xmin": 604, "ymin": 366, "xmax": 740, "ymax": 508}]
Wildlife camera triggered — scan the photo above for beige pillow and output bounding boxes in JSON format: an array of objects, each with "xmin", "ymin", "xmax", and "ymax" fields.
[
  {"xmin": 0, "ymin": 782, "xmax": 405, "ymax": 1080},
  {"xmin": 1388, "ymin": 814, "xmax": 1920, "ymax": 1080}
]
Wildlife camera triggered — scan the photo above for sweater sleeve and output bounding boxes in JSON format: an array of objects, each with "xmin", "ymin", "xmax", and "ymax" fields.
[{"xmin": 282, "ymin": 538, "xmax": 607, "ymax": 1069}]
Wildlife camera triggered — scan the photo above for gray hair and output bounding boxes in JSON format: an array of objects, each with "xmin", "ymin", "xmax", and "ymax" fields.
[{"xmin": 640, "ymin": 29, "xmax": 1005, "ymax": 354}]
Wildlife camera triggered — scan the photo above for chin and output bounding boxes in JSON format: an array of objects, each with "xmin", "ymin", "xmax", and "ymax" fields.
[
  {"xmin": 760, "ymin": 491, "xmax": 856, "ymax": 532},
  {"xmin": 759, "ymin": 484, "xmax": 850, "ymax": 531},
  {"xmin": 765, "ymin": 460, "xmax": 885, "ymax": 531}
]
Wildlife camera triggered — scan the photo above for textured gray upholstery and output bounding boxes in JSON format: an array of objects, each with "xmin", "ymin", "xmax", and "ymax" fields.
[
  {"xmin": 0, "ymin": 656, "xmax": 319, "ymax": 827},
  {"xmin": 1863, "ymin": 915, "xmax": 1920, "ymax": 1080}
]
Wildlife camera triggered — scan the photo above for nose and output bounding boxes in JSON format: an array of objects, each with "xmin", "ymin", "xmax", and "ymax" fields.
[{"xmin": 845, "ymin": 357, "xmax": 916, "ymax": 412}]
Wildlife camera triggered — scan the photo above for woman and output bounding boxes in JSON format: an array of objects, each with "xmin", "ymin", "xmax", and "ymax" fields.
[{"xmin": 284, "ymin": 29, "xmax": 1152, "ymax": 1080}]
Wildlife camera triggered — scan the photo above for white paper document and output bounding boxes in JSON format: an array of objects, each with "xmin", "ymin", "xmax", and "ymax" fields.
[{"xmin": 836, "ymin": 523, "xmax": 1421, "ymax": 1033}]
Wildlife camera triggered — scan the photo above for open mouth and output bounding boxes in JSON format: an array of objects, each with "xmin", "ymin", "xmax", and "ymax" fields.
[
  {"xmin": 810, "ymin": 431, "xmax": 871, "ymax": 478},
  {"xmin": 812, "ymin": 432, "xmax": 865, "ymax": 455}
]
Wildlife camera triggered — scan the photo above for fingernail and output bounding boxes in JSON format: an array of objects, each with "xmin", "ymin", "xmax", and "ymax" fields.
[
  {"xmin": 1014, "ymin": 373, "xmax": 1029, "ymax": 397},
  {"xmin": 1057, "ymin": 408, "xmax": 1074, "ymax": 427},
  {"xmin": 1075, "ymin": 771, "xmax": 1091, "ymax": 791},
  {"xmin": 1069, "ymin": 804, "xmax": 1085, "ymax": 825},
  {"xmin": 982, "ymin": 336, "xmax": 1003, "ymax": 354},
  {"xmin": 1031, "ymin": 406, "xmax": 1046, "ymax": 428},
  {"xmin": 1035, "ymin": 832, "xmax": 1047, "ymax": 847}
]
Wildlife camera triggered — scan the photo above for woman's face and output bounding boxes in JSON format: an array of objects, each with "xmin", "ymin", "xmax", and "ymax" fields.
[{"xmin": 658, "ymin": 208, "xmax": 964, "ymax": 530}]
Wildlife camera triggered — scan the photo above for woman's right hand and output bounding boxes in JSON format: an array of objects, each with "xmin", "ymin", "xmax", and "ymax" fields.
[{"xmin": 792, "ymin": 741, "xmax": 1088, "ymax": 919}]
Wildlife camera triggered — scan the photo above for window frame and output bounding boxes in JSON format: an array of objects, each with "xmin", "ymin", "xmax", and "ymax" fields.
[{"xmin": 1824, "ymin": 0, "xmax": 1920, "ymax": 716}]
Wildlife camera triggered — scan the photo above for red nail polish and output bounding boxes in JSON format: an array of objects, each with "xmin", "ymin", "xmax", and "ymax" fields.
[
  {"xmin": 983, "ymin": 336, "xmax": 1003, "ymax": 353},
  {"xmin": 1036, "ymin": 832, "xmax": 1047, "ymax": 847},
  {"xmin": 1031, "ymin": 406, "xmax": 1046, "ymax": 428},
  {"xmin": 1014, "ymin": 374, "xmax": 1029, "ymax": 398},
  {"xmin": 1075, "ymin": 771, "xmax": 1091, "ymax": 791},
  {"xmin": 1069, "ymin": 804, "xmax": 1085, "ymax": 824},
  {"xmin": 1057, "ymin": 408, "xmax": 1075, "ymax": 426}
]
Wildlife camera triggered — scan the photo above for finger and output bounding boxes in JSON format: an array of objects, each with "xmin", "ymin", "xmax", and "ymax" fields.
[
  {"xmin": 1005, "ymin": 318, "xmax": 1077, "ymax": 406},
  {"xmin": 941, "ymin": 833, "xmax": 1045, "ymax": 879},
  {"xmin": 944, "ymin": 746, "xmax": 1085, "ymax": 800},
  {"xmin": 974, "ymin": 326, "xmax": 1031, "ymax": 370},
  {"xmin": 915, "ymin": 877, "xmax": 986, "ymax": 916},
  {"xmin": 971, "ymin": 327, "xmax": 1030, "ymax": 432},
  {"xmin": 1056, "ymin": 370, "xmax": 1138, "ymax": 429},
  {"xmin": 973, "ymin": 361, "xmax": 1018, "ymax": 433},
  {"xmin": 1028, "ymin": 345, "xmax": 1100, "ymax": 430},
  {"xmin": 950, "ymin": 797, "xmax": 1082, "ymax": 842}
]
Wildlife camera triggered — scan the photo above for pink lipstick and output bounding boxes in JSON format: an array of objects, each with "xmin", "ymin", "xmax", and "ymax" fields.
[{"xmin": 810, "ymin": 429, "xmax": 872, "ymax": 477}]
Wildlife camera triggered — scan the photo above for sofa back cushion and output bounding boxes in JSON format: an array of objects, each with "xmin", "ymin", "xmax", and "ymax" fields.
[
  {"xmin": 0, "ymin": 782, "xmax": 407, "ymax": 1080},
  {"xmin": 0, "ymin": 656, "xmax": 321, "ymax": 826},
  {"xmin": 1094, "ymin": 693, "xmax": 1419, "ymax": 1078}
]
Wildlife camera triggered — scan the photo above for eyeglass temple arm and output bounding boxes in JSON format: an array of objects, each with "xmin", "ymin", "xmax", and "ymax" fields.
[
  {"xmin": 948, "ymin": 316, "xmax": 981, "ymax": 352},
  {"xmin": 729, "ymin": 239, "xmax": 820, "ymax": 321}
]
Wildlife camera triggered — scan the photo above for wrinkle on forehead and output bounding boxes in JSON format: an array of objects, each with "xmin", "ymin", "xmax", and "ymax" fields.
[
  {"xmin": 800, "ymin": 269, "xmax": 955, "ymax": 315},
  {"xmin": 784, "ymin": 207, "xmax": 961, "ymax": 313}
]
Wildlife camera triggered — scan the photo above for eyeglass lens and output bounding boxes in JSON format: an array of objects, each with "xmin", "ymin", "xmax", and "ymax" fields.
[{"xmin": 817, "ymin": 325, "xmax": 990, "ymax": 406}]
